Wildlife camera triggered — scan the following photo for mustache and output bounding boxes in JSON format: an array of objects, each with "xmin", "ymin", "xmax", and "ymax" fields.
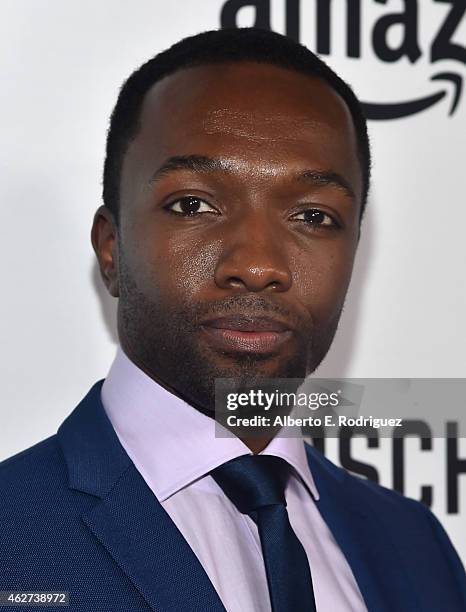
[{"xmin": 187, "ymin": 294, "xmax": 303, "ymax": 329}]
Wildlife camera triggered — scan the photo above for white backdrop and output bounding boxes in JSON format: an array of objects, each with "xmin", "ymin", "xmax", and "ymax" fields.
[{"xmin": 1, "ymin": 1, "xmax": 465, "ymax": 562}]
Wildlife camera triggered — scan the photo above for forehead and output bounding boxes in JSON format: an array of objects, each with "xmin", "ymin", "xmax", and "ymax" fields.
[{"xmin": 121, "ymin": 61, "xmax": 362, "ymax": 205}]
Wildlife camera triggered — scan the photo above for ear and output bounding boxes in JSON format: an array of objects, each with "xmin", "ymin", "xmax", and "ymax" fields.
[{"xmin": 91, "ymin": 206, "xmax": 120, "ymax": 297}]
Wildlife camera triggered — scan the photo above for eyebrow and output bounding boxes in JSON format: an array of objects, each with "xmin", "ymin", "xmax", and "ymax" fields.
[{"xmin": 148, "ymin": 154, "xmax": 356, "ymax": 200}]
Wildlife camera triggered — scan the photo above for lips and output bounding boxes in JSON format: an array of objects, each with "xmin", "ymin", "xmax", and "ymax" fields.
[
  {"xmin": 200, "ymin": 315, "xmax": 294, "ymax": 354},
  {"xmin": 203, "ymin": 315, "xmax": 291, "ymax": 332}
]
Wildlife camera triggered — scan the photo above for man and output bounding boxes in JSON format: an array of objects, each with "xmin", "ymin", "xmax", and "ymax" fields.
[{"xmin": 0, "ymin": 28, "xmax": 465, "ymax": 612}]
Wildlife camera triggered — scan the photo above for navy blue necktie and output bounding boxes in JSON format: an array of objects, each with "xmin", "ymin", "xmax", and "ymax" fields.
[{"xmin": 211, "ymin": 454, "xmax": 317, "ymax": 612}]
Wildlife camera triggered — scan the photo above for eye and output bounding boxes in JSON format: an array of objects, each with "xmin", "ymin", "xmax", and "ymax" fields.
[
  {"xmin": 291, "ymin": 208, "xmax": 339, "ymax": 228},
  {"xmin": 165, "ymin": 196, "xmax": 218, "ymax": 216}
]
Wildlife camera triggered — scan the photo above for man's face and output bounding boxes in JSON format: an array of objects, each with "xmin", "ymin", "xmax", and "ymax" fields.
[{"xmin": 94, "ymin": 61, "xmax": 363, "ymax": 413}]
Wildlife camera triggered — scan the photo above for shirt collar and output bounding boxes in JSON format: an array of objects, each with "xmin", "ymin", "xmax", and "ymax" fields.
[{"xmin": 101, "ymin": 347, "xmax": 319, "ymax": 502}]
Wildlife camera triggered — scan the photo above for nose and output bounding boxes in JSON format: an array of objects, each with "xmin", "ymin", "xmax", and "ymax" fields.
[{"xmin": 214, "ymin": 213, "xmax": 293, "ymax": 293}]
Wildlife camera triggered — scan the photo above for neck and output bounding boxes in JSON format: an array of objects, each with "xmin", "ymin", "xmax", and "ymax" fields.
[
  {"xmin": 119, "ymin": 343, "xmax": 282, "ymax": 452},
  {"xmin": 240, "ymin": 435, "xmax": 274, "ymax": 454}
]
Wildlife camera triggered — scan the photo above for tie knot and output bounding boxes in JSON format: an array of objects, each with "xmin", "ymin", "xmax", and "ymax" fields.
[{"xmin": 211, "ymin": 454, "xmax": 290, "ymax": 515}]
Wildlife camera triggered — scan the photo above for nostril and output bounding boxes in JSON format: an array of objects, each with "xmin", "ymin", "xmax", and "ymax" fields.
[{"xmin": 227, "ymin": 276, "xmax": 245, "ymax": 288}]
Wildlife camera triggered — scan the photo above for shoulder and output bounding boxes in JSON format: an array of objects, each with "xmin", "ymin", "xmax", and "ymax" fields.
[
  {"xmin": 305, "ymin": 440, "xmax": 444, "ymax": 526},
  {"xmin": 305, "ymin": 439, "xmax": 428, "ymax": 514},
  {"xmin": 0, "ymin": 435, "xmax": 84, "ymax": 529},
  {"xmin": 0, "ymin": 435, "xmax": 66, "ymax": 495},
  {"xmin": 0, "ymin": 432, "xmax": 98, "ymax": 530},
  {"xmin": 0, "ymin": 429, "xmax": 117, "ymax": 589},
  {"xmin": 305, "ymin": 442, "xmax": 466, "ymax": 589}
]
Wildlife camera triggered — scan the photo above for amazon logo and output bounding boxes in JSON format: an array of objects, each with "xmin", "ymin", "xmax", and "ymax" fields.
[{"xmin": 220, "ymin": 0, "xmax": 465, "ymax": 119}]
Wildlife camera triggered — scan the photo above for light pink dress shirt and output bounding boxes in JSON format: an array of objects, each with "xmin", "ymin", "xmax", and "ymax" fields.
[{"xmin": 101, "ymin": 347, "xmax": 367, "ymax": 612}]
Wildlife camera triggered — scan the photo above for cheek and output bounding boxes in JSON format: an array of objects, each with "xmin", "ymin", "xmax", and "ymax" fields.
[
  {"xmin": 165, "ymin": 235, "xmax": 221, "ymax": 298},
  {"xmin": 291, "ymin": 240, "xmax": 356, "ymax": 320},
  {"xmin": 126, "ymin": 222, "xmax": 222, "ymax": 302}
]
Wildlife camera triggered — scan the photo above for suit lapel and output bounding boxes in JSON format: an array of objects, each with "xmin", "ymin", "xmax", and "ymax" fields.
[
  {"xmin": 81, "ymin": 463, "xmax": 226, "ymax": 612},
  {"xmin": 305, "ymin": 444, "xmax": 422, "ymax": 612},
  {"xmin": 58, "ymin": 382, "xmax": 226, "ymax": 612}
]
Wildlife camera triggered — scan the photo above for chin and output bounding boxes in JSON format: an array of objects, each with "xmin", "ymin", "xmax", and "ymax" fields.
[{"xmin": 209, "ymin": 351, "xmax": 307, "ymax": 381}]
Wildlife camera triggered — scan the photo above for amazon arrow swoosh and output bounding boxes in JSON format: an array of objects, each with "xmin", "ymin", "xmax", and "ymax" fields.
[{"xmin": 362, "ymin": 72, "xmax": 463, "ymax": 120}]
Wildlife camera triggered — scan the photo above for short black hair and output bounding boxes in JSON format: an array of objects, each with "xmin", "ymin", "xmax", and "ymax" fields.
[{"xmin": 103, "ymin": 27, "xmax": 371, "ymax": 222}]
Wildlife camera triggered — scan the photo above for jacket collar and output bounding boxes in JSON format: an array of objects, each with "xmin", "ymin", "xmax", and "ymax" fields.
[
  {"xmin": 58, "ymin": 381, "xmax": 227, "ymax": 612},
  {"xmin": 58, "ymin": 381, "xmax": 131, "ymax": 497}
]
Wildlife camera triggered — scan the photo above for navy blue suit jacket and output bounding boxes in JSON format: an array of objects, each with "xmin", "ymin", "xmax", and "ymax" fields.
[{"xmin": 1, "ymin": 381, "xmax": 465, "ymax": 611}]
